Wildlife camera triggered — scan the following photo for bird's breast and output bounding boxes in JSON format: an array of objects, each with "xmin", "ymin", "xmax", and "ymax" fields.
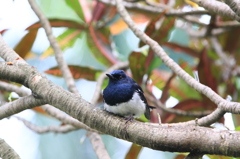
[{"xmin": 103, "ymin": 84, "xmax": 134, "ymax": 106}]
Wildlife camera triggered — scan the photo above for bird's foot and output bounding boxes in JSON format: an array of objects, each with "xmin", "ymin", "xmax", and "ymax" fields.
[
  {"xmin": 123, "ymin": 115, "xmax": 134, "ymax": 139},
  {"xmin": 124, "ymin": 115, "xmax": 134, "ymax": 124}
]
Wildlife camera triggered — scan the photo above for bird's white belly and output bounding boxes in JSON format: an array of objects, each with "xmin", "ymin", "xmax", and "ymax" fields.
[{"xmin": 104, "ymin": 92, "xmax": 146, "ymax": 118}]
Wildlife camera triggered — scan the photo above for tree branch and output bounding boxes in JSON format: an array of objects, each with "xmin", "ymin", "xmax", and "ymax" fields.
[
  {"xmin": 1, "ymin": 24, "xmax": 240, "ymax": 157},
  {"xmin": 28, "ymin": 0, "xmax": 78, "ymax": 94},
  {"xmin": 15, "ymin": 116, "xmax": 79, "ymax": 134},
  {"xmin": 99, "ymin": 0, "xmax": 209, "ymax": 16},
  {"xmin": 223, "ymin": 0, "xmax": 240, "ymax": 18},
  {"xmin": 0, "ymin": 81, "xmax": 29, "ymax": 97},
  {"xmin": 190, "ymin": 0, "xmax": 240, "ymax": 22},
  {"xmin": 114, "ymin": 0, "xmax": 240, "ymax": 115},
  {"xmin": 42, "ymin": 105, "xmax": 99, "ymax": 133},
  {"xmin": 0, "ymin": 95, "xmax": 46, "ymax": 119},
  {"xmin": 27, "ymin": 1, "xmax": 110, "ymax": 158},
  {"xmin": 1, "ymin": 58, "xmax": 240, "ymax": 156},
  {"xmin": 0, "ymin": 138, "xmax": 20, "ymax": 159}
]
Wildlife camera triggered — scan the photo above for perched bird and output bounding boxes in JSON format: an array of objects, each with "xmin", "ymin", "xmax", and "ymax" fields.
[{"xmin": 103, "ymin": 70, "xmax": 155, "ymax": 122}]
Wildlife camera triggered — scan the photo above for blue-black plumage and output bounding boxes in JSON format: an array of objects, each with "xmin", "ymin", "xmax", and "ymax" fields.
[{"xmin": 103, "ymin": 70, "xmax": 155, "ymax": 122}]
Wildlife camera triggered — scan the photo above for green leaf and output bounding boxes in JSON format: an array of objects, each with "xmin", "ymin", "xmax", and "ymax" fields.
[
  {"xmin": 147, "ymin": 55, "xmax": 162, "ymax": 74},
  {"xmin": 65, "ymin": 0, "xmax": 85, "ymax": 22},
  {"xmin": 86, "ymin": 30, "xmax": 114, "ymax": 67},
  {"xmin": 36, "ymin": 0, "xmax": 84, "ymax": 23},
  {"xmin": 41, "ymin": 29, "xmax": 81, "ymax": 58},
  {"xmin": 129, "ymin": 52, "xmax": 147, "ymax": 84}
]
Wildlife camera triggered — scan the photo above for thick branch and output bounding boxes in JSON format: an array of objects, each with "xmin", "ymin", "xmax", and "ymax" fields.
[
  {"xmin": 114, "ymin": 0, "xmax": 239, "ymax": 114},
  {"xmin": 0, "ymin": 138, "xmax": 20, "ymax": 159},
  {"xmin": 20, "ymin": 1, "xmax": 109, "ymax": 157},
  {"xmin": 1, "ymin": 63, "xmax": 240, "ymax": 156}
]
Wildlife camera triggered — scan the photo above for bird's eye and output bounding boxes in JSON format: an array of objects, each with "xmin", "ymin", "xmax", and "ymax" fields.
[{"xmin": 118, "ymin": 75, "xmax": 122, "ymax": 79}]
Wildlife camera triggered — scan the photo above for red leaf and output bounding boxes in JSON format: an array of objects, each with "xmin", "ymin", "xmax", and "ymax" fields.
[
  {"xmin": 160, "ymin": 73, "xmax": 176, "ymax": 104},
  {"xmin": 45, "ymin": 66, "xmax": 101, "ymax": 80},
  {"xmin": 26, "ymin": 19, "xmax": 86, "ymax": 30},
  {"xmin": 89, "ymin": 24, "xmax": 117, "ymax": 65},
  {"xmin": 163, "ymin": 99, "xmax": 204, "ymax": 123},
  {"xmin": 14, "ymin": 29, "xmax": 38, "ymax": 58},
  {"xmin": 197, "ymin": 48, "xmax": 218, "ymax": 109},
  {"xmin": 162, "ymin": 42, "xmax": 199, "ymax": 57},
  {"xmin": 91, "ymin": 2, "xmax": 106, "ymax": 22}
]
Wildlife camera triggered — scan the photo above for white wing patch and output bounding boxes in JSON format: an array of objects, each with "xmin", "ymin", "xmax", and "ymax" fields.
[{"xmin": 104, "ymin": 92, "xmax": 146, "ymax": 118}]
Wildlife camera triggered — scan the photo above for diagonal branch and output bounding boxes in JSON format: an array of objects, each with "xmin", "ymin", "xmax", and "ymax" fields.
[
  {"xmin": 0, "ymin": 138, "xmax": 20, "ymax": 159},
  {"xmin": 114, "ymin": 0, "xmax": 237, "ymax": 115},
  {"xmin": 28, "ymin": 0, "xmax": 78, "ymax": 94},
  {"xmin": 2, "ymin": 25, "xmax": 240, "ymax": 156},
  {"xmin": 190, "ymin": 0, "xmax": 240, "ymax": 22},
  {"xmin": 223, "ymin": 0, "xmax": 240, "ymax": 18},
  {"xmin": 27, "ymin": 1, "xmax": 110, "ymax": 158}
]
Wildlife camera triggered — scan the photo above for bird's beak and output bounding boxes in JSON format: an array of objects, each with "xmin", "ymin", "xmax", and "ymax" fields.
[{"xmin": 106, "ymin": 73, "xmax": 114, "ymax": 79}]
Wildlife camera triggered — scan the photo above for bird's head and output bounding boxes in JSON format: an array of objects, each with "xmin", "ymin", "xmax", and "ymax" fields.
[{"xmin": 106, "ymin": 70, "xmax": 127, "ymax": 83}]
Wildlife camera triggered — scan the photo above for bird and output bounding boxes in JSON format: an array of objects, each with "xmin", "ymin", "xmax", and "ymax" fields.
[{"xmin": 103, "ymin": 70, "xmax": 155, "ymax": 123}]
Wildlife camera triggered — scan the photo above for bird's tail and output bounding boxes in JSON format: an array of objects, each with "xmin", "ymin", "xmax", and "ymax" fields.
[{"xmin": 144, "ymin": 105, "xmax": 156, "ymax": 120}]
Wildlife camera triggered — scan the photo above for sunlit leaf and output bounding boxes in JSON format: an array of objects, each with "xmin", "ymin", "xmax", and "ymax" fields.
[
  {"xmin": 65, "ymin": 0, "xmax": 85, "ymax": 22},
  {"xmin": 110, "ymin": 12, "xmax": 150, "ymax": 35},
  {"xmin": 41, "ymin": 29, "xmax": 81, "ymax": 59},
  {"xmin": 45, "ymin": 65, "xmax": 101, "ymax": 80},
  {"xmin": 14, "ymin": 29, "xmax": 38, "ymax": 59},
  {"xmin": 125, "ymin": 143, "xmax": 142, "ymax": 159},
  {"xmin": 36, "ymin": 0, "xmax": 84, "ymax": 23},
  {"xmin": 32, "ymin": 107, "xmax": 48, "ymax": 115}
]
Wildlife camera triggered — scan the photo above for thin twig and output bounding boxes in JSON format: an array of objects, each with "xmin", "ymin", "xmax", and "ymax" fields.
[
  {"xmin": 0, "ymin": 81, "xmax": 30, "ymax": 97},
  {"xmin": 15, "ymin": 116, "xmax": 78, "ymax": 134},
  {"xmin": 115, "ymin": 0, "xmax": 229, "ymax": 112},
  {"xmin": 27, "ymin": 1, "xmax": 110, "ymax": 158},
  {"xmin": 99, "ymin": 0, "xmax": 209, "ymax": 16},
  {"xmin": 28, "ymin": 0, "xmax": 79, "ymax": 94},
  {"xmin": 42, "ymin": 105, "xmax": 99, "ymax": 133}
]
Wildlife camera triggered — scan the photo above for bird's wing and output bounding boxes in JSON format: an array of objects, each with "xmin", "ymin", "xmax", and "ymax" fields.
[{"xmin": 132, "ymin": 83, "xmax": 156, "ymax": 120}]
